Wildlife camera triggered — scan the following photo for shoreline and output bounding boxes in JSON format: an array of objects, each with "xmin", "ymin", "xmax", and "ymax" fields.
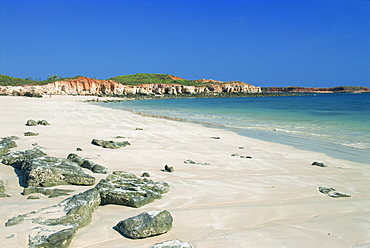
[{"xmin": 1, "ymin": 95, "xmax": 370, "ymax": 248}]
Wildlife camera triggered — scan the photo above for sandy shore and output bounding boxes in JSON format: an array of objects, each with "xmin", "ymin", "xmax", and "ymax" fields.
[{"xmin": 0, "ymin": 95, "xmax": 369, "ymax": 248}]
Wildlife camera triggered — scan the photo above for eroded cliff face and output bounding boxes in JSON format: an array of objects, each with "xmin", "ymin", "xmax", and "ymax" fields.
[{"xmin": 0, "ymin": 77, "xmax": 262, "ymax": 96}]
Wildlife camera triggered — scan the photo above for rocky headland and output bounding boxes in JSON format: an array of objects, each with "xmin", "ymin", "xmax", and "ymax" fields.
[{"xmin": 0, "ymin": 76, "xmax": 261, "ymax": 97}]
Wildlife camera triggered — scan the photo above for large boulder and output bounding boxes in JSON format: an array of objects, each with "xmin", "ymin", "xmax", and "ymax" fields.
[
  {"xmin": 67, "ymin": 153, "xmax": 108, "ymax": 174},
  {"xmin": 6, "ymin": 188, "xmax": 101, "ymax": 248},
  {"xmin": 114, "ymin": 210, "xmax": 173, "ymax": 239},
  {"xmin": 91, "ymin": 139, "xmax": 130, "ymax": 149},
  {"xmin": 2, "ymin": 148, "xmax": 95, "ymax": 187},
  {"xmin": 150, "ymin": 239, "xmax": 193, "ymax": 248},
  {"xmin": 95, "ymin": 171, "xmax": 170, "ymax": 208}
]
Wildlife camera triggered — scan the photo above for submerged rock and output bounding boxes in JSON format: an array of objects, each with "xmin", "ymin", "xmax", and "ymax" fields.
[
  {"xmin": 150, "ymin": 239, "xmax": 193, "ymax": 248},
  {"xmin": 114, "ymin": 210, "xmax": 173, "ymax": 239},
  {"xmin": 67, "ymin": 153, "xmax": 108, "ymax": 174},
  {"xmin": 0, "ymin": 180, "xmax": 10, "ymax": 197},
  {"xmin": 23, "ymin": 187, "xmax": 74, "ymax": 198},
  {"xmin": 6, "ymin": 188, "xmax": 101, "ymax": 248},
  {"xmin": 91, "ymin": 139, "xmax": 130, "ymax": 149},
  {"xmin": 96, "ymin": 171, "xmax": 170, "ymax": 208},
  {"xmin": 318, "ymin": 187, "xmax": 351, "ymax": 198},
  {"xmin": 2, "ymin": 148, "xmax": 95, "ymax": 187}
]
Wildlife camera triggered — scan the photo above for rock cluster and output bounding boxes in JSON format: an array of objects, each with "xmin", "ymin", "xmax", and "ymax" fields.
[
  {"xmin": 91, "ymin": 138, "xmax": 130, "ymax": 149},
  {"xmin": 2, "ymin": 148, "xmax": 95, "ymax": 187},
  {"xmin": 5, "ymin": 171, "xmax": 171, "ymax": 247},
  {"xmin": 67, "ymin": 153, "xmax": 108, "ymax": 174},
  {"xmin": 23, "ymin": 186, "xmax": 74, "ymax": 198},
  {"xmin": 318, "ymin": 187, "xmax": 351, "ymax": 198},
  {"xmin": 26, "ymin": 119, "xmax": 50, "ymax": 126}
]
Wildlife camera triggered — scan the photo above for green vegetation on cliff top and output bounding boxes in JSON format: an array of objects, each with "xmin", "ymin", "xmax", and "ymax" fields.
[{"xmin": 0, "ymin": 73, "xmax": 225, "ymax": 87}]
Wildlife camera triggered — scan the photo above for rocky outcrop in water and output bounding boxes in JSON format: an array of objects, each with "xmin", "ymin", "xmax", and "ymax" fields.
[
  {"xmin": 0, "ymin": 76, "xmax": 262, "ymax": 96},
  {"xmin": 114, "ymin": 210, "xmax": 173, "ymax": 239}
]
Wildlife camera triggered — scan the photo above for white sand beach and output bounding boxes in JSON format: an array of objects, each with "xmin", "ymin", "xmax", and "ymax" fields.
[{"xmin": 1, "ymin": 95, "xmax": 369, "ymax": 248}]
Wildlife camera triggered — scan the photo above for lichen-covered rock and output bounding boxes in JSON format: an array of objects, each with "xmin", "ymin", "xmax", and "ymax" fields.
[
  {"xmin": 318, "ymin": 187, "xmax": 351, "ymax": 198},
  {"xmin": 150, "ymin": 239, "xmax": 193, "ymax": 248},
  {"xmin": 2, "ymin": 149, "xmax": 95, "ymax": 187},
  {"xmin": 67, "ymin": 153, "xmax": 108, "ymax": 174},
  {"xmin": 91, "ymin": 139, "xmax": 130, "ymax": 149},
  {"xmin": 1, "ymin": 147, "xmax": 47, "ymax": 166},
  {"xmin": 114, "ymin": 210, "xmax": 173, "ymax": 239},
  {"xmin": 0, "ymin": 180, "xmax": 10, "ymax": 197},
  {"xmin": 6, "ymin": 188, "xmax": 101, "ymax": 248},
  {"xmin": 0, "ymin": 136, "xmax": 18, "ymax": 155},
  {"xmin": 26, "ymin": 119, "xmax": 38, "ymax": 126},
  {"xmin": 23, "ymin": 187, "xmax": 74, "ymax": 198},
  {"xmin": 95, "ymin": 171, "xmax": 170, "ymax": 208},
  {"xmin": 24, "ymin": 131, "xmax": 39, "ymax": 136}
]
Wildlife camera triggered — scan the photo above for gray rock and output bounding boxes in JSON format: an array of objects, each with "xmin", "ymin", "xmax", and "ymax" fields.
[
  {"xmin": 6, "ymin": 188, "xmax": 101, "ymax": 248},
  {"xmin": 27, "ymin": 195, "xmax": 40, "ymax": 200},
  {"xmin": 95, "ymin": 171, "xmax": 170, "ymax": 208},
  {"xmin": 91, "ymin": 139, "xmax": 130, "ymax": 149},
  {"xmin": 23, "ymin": 187, "xmax": 74, "ymax": 198},
  {"xmin": 0, "ymin": 180, "xmax": 10, "ymax": 197},
  {"xmin": 37, "ymin": 120, "xmax": 50, "ymax": 125},
  {"xmin": 150, "ymin": 239, "xmax": 193, "ymax": 248},
  {"xmin": 114, "ymin": 210, "xmax": 173, "ymax": 239},
  {"xmin": 24, "ymin": 131, "xmax": 39, "ymax": 136},
  {"xmin": 183, "ymin": 159, "xmax": 209, "ymax": 165},
  {"xmin": 164, "ymin": 165, "xmax": 174, "ymax": 173},
  {"xmin": 2, "ymin": 149, "xmax": 95, "ymax": 187},
  {"xmin": 26, "ymin": 119, "xmax": 38, "ymax": 126},
  {"xmin": 67, "ymin": 153, "xmax": 108, "ymax": 174},
  {"xmin": 318, "ymin": 187, "xmax": 351, "ymax": 198},
  {"xmin": 312, "ymin": 161, "xmax": 327, "ymax": 167}
]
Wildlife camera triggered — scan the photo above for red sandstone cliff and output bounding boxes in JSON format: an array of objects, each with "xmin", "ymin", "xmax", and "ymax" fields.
[{"xmin": 0, "ymin": 77, "xmax": 262, "ymax": 96}]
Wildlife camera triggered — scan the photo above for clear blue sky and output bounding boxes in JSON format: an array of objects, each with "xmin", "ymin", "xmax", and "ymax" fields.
[{"xmin": 0, "ymin": 0, "xmax": 369, "ymax": 87}]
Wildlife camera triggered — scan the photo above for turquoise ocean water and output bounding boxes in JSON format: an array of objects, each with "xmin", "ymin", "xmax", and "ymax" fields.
[{"xmin": 97, "ymin": 93, "xmax": 370, "ymax": 164}]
